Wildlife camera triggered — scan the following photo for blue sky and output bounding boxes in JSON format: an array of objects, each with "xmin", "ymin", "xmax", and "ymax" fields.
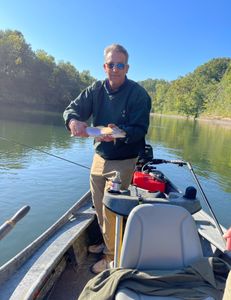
[{"xmin": 0, "ymin": 0, "xmax": 230, "ymax": 81}]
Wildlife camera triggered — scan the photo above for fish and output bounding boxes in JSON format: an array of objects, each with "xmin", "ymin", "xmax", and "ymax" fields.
[{"xmin": 86, "ymin": 126, "xmax": 126, "ymax": 138}]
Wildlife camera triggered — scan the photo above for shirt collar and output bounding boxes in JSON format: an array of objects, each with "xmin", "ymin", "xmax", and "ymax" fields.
[{"xmin": 105, "ymin": 76, "xmax": 128, "ymax": 94}]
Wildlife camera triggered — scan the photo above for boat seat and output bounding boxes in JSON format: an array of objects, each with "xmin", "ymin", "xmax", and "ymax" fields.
[
  {"xmin": 116, "ymin": 289, "xmax": 214, "ymax": 300},
  {"xmin": 115, "ymin": 203, "xmax": 208, "ymax": 300}
]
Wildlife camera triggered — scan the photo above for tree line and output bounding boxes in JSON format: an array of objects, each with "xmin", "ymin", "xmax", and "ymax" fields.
[
  {"xmin": 140, "ymin": 58, "xmax": 231, "ymax": 118},
  {"xmin": 0, "ymin": 30, "xmax": 95, "ymax": 111},
  {"xmin": 0, "ymin": 29, "xmax": 230, "ymax": 118}
]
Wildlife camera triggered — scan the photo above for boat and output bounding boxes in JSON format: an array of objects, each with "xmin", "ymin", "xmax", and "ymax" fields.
[{"xmin": 0, "ymin": 146, "xmax": 230, "ymax": 299}]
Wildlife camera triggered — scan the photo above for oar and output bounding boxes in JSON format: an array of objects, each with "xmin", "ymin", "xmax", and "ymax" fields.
[{"xmin": 0, "ymin": 206, "xmax": 30, "ymax": 240}]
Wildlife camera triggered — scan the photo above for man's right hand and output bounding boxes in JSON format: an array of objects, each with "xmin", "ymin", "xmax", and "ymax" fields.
[{"xmin": 69, "ymin": 119, "xmax": 89, "ymax": 137}]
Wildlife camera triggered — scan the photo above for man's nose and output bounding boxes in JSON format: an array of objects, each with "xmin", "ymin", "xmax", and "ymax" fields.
[{"xmin": 112, "ymin": 66, "xmax": 119, "ymax": 71}]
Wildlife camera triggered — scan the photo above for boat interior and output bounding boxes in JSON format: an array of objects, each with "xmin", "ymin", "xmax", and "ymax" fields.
[
  {"xmin": 36, "ymin": 183, "xmax": 231, "ymax": 299},
  {"xmin": 46, "ymin": 199, "xmax": 230, "ymax": 300}
]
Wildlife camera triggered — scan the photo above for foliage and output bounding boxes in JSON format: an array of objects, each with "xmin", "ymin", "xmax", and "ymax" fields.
[
  {"xmin": 203, "ymin": 63, "xmax": 231, "ymax": 117},
  {"xmin": 0, "ymin": 30, "xmax": 95, "ymax": 111},
  {"xmin": 140, "ymin": 58, "xmax": 231, "ymax": 118}
]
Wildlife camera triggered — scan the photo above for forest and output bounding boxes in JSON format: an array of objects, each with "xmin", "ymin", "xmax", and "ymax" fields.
[
  {"xmin": 0, "ymin": 30, "xmax": 95, "ymax": 111},
  {"xmin": 140, "ymin": 58, "xmax": 231, "ymax": 118},
  {"xmin": 0, "ymin": 30, "xmax": 231, "ymax": 118}
]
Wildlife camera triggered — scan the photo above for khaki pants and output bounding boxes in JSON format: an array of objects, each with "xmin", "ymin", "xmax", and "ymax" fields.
[{"xmin": 90, "ymin": 153, "xmax": 137, "ymax": 260}]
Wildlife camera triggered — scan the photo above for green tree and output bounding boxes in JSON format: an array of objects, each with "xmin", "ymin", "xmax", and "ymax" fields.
[
  {"xmin": 0, "ymin": 30, "xmax": 95, "ymax": 110},
  {"xmin": 204, "ymin": 63, "xmax": 231, "ymax": 117},
  {"xmin": 140, "ymin": 58, "xmax": 231, "ymax": 118},
  {"xmin": 0, "ymin": 30, "xmax": 36, "ymax": 102},
  {"xmin": 154, "ymin": 81, "xmax": 170, "ymax": 113}
]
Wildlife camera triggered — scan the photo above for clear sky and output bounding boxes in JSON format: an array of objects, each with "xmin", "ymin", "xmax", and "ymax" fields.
[{"xmin": 0, "ymin": 0, "xmax": 230, "ymax": 81}]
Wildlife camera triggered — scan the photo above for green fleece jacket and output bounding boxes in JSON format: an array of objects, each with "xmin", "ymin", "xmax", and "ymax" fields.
[
  {"xmin": 79, "ymin": 257, "xmax": 230, "ymax": 300},
  {"xmin": 63, "ymin": 78, "xmax": 151, "ymax": 160}
]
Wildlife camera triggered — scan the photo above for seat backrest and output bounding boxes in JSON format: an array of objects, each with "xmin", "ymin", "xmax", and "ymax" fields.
[{"xmin": 119, "ymin": 204, "xmax": 203, "ymax": 270}]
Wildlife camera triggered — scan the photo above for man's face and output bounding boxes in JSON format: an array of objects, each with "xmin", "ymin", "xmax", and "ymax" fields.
[{"xmin": 103, "ymin": 51, "xmax": 129, "ymax": 90}]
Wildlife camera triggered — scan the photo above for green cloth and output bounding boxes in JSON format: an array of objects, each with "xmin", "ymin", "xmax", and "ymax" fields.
[
  {"xmin": 63, "ymin": 78, "xmax": 151, "ymax": 160},
  {"xmin": 78, "ymin": 257, "xmax": 230, "ymax": 300}
]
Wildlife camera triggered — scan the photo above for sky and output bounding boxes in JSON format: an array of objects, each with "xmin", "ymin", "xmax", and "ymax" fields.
[{"xmin": 0, "ymin": 0, "xmax": 230, "ymax": 81}]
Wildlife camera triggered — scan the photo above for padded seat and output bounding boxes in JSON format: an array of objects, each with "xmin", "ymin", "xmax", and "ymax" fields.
[
  {"xmin": 115, "ymin": 204, "xmax": 205, "ymax": 300},
  {"xmin": 116, "ymin": 289, "xmax": 180, "ymax": 300}
]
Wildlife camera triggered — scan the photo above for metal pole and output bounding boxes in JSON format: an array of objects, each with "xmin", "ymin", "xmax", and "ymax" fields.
[{"xmin": 186, "ymin": 162, "xmax": 225, "ymax": 238}]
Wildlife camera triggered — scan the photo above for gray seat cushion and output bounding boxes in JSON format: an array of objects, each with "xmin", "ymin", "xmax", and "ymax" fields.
[
  {"xmin": 116, "ymin": 204, "xmax": 204, "ymax": 299},
  {"xmin": 116, "ymin": 289, "xmax": 214, "ymax": 300},
  {"xmin": 119, "ymin": 204, "xmax": 203, "ymax": 270},
  {"xmin": 116, "ymin": 288, "xmax": 180, "ymax": 299}
]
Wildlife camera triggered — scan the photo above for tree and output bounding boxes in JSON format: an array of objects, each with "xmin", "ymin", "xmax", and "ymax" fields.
[
  {"xmin": 0, "ymin": 30, "xmax": 95, "ymax": 110},
  {"xmin": 0, "ymin": 30, "xmax": 36, "ymax": 102},
  {"xmin": 140, "ymin": 58, "xmax": 231, "ymax": 118}
]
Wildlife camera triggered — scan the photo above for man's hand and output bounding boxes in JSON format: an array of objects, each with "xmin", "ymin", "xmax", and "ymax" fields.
[{"xmin": 69, "ymin": 119, "xmax": 89, "ymax": 137}]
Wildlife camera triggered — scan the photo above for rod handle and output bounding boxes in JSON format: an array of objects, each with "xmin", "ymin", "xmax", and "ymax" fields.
[{"xmin": 0, "ymin": 206, "xmax": 30, "ymax": 240}]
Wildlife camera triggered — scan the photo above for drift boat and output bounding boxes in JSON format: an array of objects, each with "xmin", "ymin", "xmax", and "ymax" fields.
[{"xmin": 0, "ymin": 149, "xmax": 230, "ymax": 299}]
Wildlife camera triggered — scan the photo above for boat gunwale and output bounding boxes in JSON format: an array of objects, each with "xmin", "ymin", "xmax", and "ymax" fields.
[
  {"xmin": 0, "ymin": 190, "xmax": 92, "ymax": 284},
  {"xmin": 5, "ymin": 211, "xmax": 95, "ymax": 300}
]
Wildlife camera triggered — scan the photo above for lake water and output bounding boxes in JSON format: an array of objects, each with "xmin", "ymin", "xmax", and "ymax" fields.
[{"xmin": 0, "ymin": 110, "xmax": 231, "ymax": 266}]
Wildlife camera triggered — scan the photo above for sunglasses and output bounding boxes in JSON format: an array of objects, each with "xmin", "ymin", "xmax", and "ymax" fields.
[{"xmin": 106, "ymin": 63, "xmax": 126, "ymax": 70}]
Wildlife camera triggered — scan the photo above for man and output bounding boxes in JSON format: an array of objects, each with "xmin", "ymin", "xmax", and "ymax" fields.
[{"xmin": 63, "ymin": 44, "xmax": 151, "ymax": 273}]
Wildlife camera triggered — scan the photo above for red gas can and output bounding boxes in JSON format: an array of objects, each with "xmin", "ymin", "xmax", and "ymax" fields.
[{"xmin": 132, "ymin": 171, "xmax": 166, "ymax": 192}]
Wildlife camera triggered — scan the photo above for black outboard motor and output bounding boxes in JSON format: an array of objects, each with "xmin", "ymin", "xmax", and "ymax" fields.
[{"xmin": 136, "ymin": 144, "xmax": 153, "ymax": 171}]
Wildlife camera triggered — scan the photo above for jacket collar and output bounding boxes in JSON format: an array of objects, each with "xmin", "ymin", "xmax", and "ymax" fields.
[{"xmin": 105, "ymin": 76, "xmax": 128, "ymax": 94}]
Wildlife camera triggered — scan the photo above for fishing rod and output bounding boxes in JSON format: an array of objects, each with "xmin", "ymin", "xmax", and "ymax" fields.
[
  {"xmin": 0, "ymin": 136, "xmax": 90, "ymax": 170},
  {"xmin": 186, "ymin": 161, "xmax": 225, "ymax": 237}
]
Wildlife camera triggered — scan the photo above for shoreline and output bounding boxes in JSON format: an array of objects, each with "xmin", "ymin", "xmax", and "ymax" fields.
[{"xmin": 152, "ymin": 113, "xmax": 231, "ymax": 127}]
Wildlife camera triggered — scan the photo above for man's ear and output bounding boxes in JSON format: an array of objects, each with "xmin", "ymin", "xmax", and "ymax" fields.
[{"xmin": 126, "ymin": 64, "xmax": 129, "ymax": 73}]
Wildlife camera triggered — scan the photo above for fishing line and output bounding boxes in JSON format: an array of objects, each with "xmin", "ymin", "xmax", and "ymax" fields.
[{"xmin": 0, "ymin": 136, "xmax": 91, "ymax": 170}]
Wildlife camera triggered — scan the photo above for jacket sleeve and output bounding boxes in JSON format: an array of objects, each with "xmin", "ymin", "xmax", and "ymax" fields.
[
  {"xmin": 63, "ymin": 86, "xmax": 94, "ymax": 130},
  {"xmin": 119, "ymin": 89, "xmax": 152, "ymax": 144}
]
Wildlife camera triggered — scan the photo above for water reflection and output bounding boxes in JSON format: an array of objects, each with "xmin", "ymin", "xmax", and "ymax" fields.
[
  {"xmin": 0, "ymin": 104, "xmax": 63, "ymax": 125},
  {"xmin": 148, "ymin": 115, "xmax": 231, "ymax": 193}
]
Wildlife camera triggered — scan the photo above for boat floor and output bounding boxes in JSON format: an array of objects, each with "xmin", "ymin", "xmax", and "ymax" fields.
[{"xmin": 46, "ymin": 253, "xmax": 99, "ymax": 300}]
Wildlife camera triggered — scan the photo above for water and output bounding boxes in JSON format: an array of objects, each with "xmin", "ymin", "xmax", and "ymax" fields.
[{"xmin": 0, "ymin": 111, "xmax": 231, "ymax": 266}]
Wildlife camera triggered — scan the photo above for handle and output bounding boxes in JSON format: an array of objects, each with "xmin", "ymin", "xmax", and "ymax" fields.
[{"xmin": 0, "ymin": 206, "xmax": 30, "ymax": 240}]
